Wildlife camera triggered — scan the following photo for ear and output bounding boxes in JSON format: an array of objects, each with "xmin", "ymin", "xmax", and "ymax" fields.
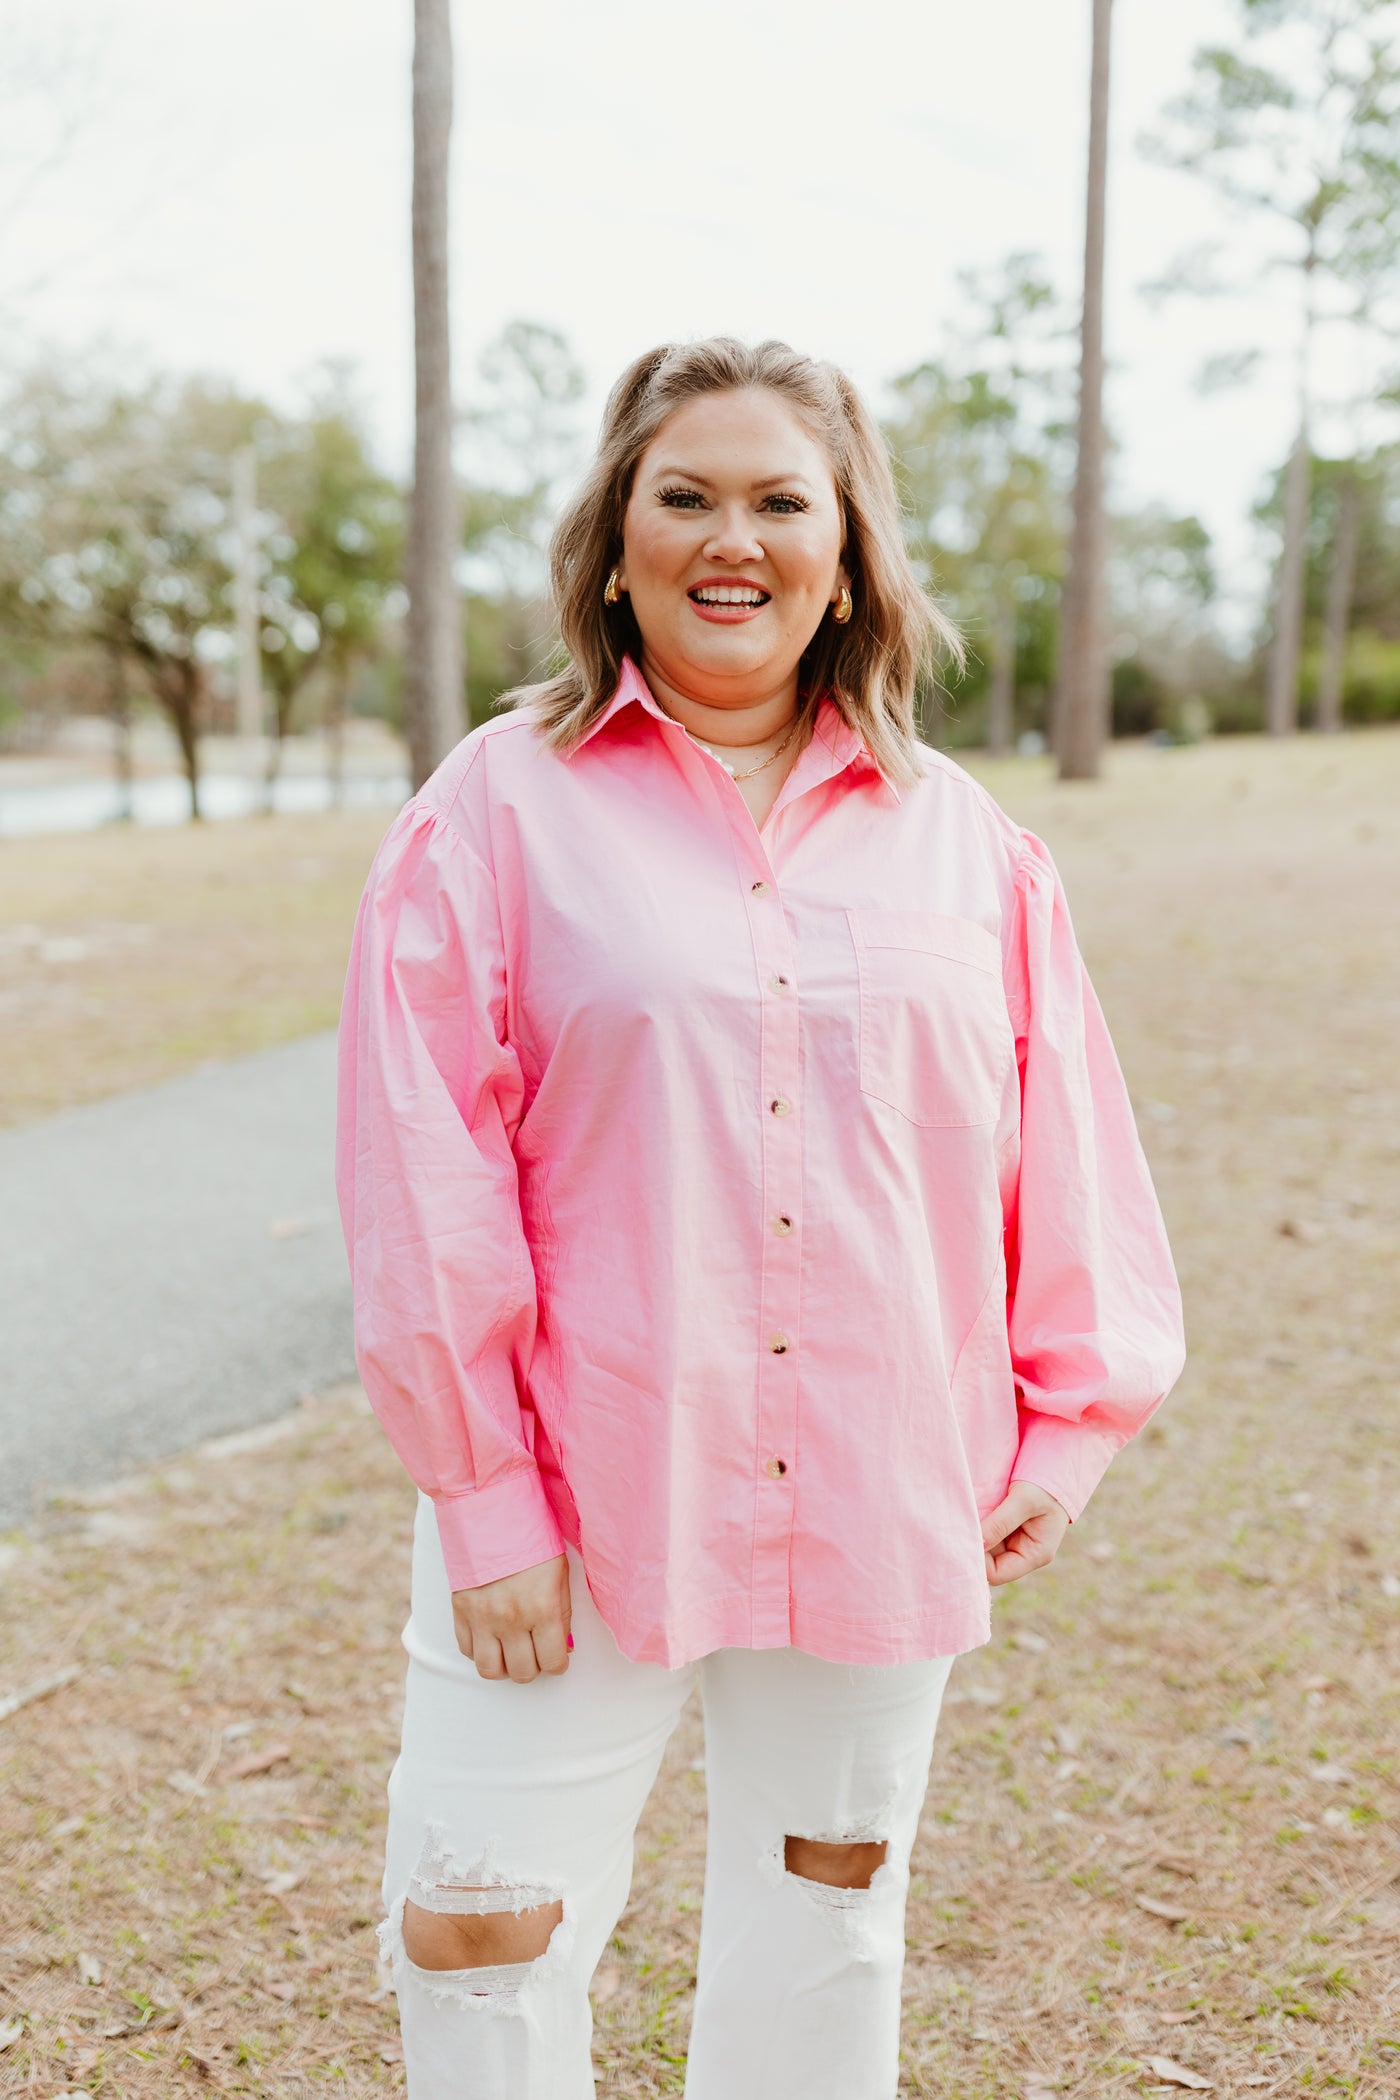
[
  {"xmin": 615, "ymin": 557, "xmax": 628, "ymax": 591},
  {"xmin": 830, "ymin": 557, "xmax": 852, "ymax": 604}
]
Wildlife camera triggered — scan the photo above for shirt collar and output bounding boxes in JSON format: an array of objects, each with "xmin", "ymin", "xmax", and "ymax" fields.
[
  {"xmin": 568, "ymin": 654, "xmax": 674, "ymax": 749},
  {"xmin": 569, "ymin": 655, "xmax": 903, "ymax": 805}
]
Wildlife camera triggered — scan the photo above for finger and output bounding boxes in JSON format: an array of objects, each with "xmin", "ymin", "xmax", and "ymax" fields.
[
  {"xmin": 473, "ymin": 1635, "xmax": 507, "ymax": 1681},
  {"xmin": 990, "ymin": 1534, "xmax": 1053, "ymax": 1585},
  {"xmin": 502, "ymin": 1632, "xmax": 540, "ymax": 1684},
  {"xmin": 453, "ymin": 1615, "xmax": 475, "ymax": 1663},
  {"xmin": 532, "ymin": 1615, "xmax": 571, "ymax": 1676},
  {"xmin": 981, "ymin": 1498, "xmax": 1021, "ymax": 1551}
]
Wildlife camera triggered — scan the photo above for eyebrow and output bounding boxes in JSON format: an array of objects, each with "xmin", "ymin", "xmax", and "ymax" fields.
[{"xmin": 648, "ymin": 465, "xmax": 817, "ymax": 491}]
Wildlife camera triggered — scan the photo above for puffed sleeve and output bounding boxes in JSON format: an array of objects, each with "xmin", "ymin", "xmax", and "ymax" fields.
[
  {"xmin": 1000, "ymin": 828, "xmax": 1186, "ymax": 1520},
  {"xmin": 334, "ymin": 772, "xmax": 565, "ymax": 1591}
]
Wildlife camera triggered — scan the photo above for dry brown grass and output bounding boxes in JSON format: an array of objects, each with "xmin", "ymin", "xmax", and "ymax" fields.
[
  {"xmin": 2, "ymin": 730, "xmax": 1398, "ymax": 2096},
  {"xmin": 0, "ymin": 810, "xmax": 392, "ymax": 1129}
]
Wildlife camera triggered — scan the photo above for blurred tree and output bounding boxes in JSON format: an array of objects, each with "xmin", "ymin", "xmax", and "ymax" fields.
[
  {"xmin": 1107, "ymin": 506, "xmax": 1224, "ymax": 733},
  {"xmin": 884, "ymin": 256, "xmax": 1073, "ymax": 753},
  {"xmin": 404, "ymin": 0, "xmax": 464, "ymax": 790},
  {"xmin": 1315, "ymin": 458, "xmax": 1362, "ymax": 730},
  {"xmin": 0, "ymin": 373, "xmax": 257, "ymax": 817},
  {"xmin": 1141, "ymin": 0, "xmax": 1400, "ymax": 735},
  {"xmin": 252, "ymin": 375, "xmax": 403, "ymax": 801},
  {"xmin": 1057, "ymin": 0, "xmax": 1116, "ymax": 780},
  {"xmin": 1254, "ymin": 435, "xmax": 1400, "ymax": 723},
  {"xmin": 459, "ymin": 319, "xmax": 587, "ymax": 723}
]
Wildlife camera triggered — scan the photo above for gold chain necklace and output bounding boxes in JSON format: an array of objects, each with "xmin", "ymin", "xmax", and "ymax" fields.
[{"xmin": 691, "ymin": 711, "xmax": 805, "ymax": 783}]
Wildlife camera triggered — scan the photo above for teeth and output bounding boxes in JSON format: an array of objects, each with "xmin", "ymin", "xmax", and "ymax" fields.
[{"xmin": 694, "ymin": 586, "xmax": 767, "ymax": 605}]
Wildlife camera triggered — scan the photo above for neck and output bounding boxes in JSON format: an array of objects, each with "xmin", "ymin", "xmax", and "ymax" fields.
[{"xmin": 637, "ymin": 653, "xmax": 801, "ymax": 748}]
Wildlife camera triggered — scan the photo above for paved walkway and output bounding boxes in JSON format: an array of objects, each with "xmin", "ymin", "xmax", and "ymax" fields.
[{"xmin": 0, "ymin": 1033, "xmax": 356, "ymax": 1525}]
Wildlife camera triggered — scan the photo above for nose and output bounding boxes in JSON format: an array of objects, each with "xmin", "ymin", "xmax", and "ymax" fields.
[{"xmin": 703, "ymin": 502, "xmax": 765, "ymax": 565}]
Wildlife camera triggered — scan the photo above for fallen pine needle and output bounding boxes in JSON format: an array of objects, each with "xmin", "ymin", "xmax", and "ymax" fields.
[
  {"xmin": 1146, "ymin": 2057, "xmax": 1212, "ymax": 2090},
  {"xmin": 1136, "ymin": 1895, "xmax": 1192, "ymax": 1923},
  {"xmin": 224, "ymin": 1743, "xmax": 292, "ymax": 1780},
  {"xmin": 0, "ymin": 1663, "xmax": 81, "ymax": 1724}
]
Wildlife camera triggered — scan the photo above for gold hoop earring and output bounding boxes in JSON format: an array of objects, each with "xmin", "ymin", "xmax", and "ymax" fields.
[
  {"xmin": 603, "ymin": 568, "xmax": 622, "ymax": 607},
  {"xmin": 833, "ymin": 585, "xmax": 853, "ymax": 625}
]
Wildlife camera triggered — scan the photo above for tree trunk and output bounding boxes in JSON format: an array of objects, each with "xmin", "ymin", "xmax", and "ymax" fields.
[
  {"xmin": 1315, "ymin": 466, "xmax": 1359, "ymax": 735},
  {"xmin": 986, "ymin": 589, "xmax": 1016, "ymax": 755},
  {"xmin": 232, "ymin": 446, "xmax": 264, "ymax": 743},
  {"xmin": 164, "ymin": 660, "xmax": 203, "ymax": 820},
  {"xmin": 1267, "ymin": 414, "xmax": 1311, "ymax": 736},
  {"xmin": 404, "ymin": 0, "xmax": 464, "ymax": 792},
  {"xmin": 1056, "ymin": 0, "xmax": 1114, "ymax": 783},
  {"xmin": 263, "ymin": 683, "xmax": 296, "ymax": 812},
  {"xmin": 326, "ymin": 668, "xmax": 349, "ymax": 808},
  {"xmin": 107, "ymin": 644, "xmax": 134, "ymax": 823}
]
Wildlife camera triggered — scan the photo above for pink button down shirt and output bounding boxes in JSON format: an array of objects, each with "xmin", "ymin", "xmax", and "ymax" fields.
[{"xmin": 336, "ymin": 657, "xmax": 1185, "ymax": 1667}]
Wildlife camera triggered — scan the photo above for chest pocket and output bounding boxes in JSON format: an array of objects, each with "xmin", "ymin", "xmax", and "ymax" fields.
[{"xmin": 848, "ymin": 909, "xmax": 1010, "ymax": 1129}]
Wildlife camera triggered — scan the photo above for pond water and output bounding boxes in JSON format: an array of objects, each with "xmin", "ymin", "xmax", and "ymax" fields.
[{"xmin": 0, "ymin": 769, "xmax": 411, "ymax": 838}]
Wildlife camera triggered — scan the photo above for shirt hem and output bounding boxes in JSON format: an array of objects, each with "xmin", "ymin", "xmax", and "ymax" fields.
[{"xmin": 581, "ymin": 1569, "xmax": 993, "ymax": 1669}]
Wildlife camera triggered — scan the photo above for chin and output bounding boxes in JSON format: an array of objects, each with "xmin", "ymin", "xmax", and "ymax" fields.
[{"xmin": 673, "ymin": 630, "xmax": 777, "ymax": 675}]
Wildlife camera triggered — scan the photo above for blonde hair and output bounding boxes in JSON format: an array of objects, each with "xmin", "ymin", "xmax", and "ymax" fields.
[{"xmin": 514, "ymin": 337, "xmax": 964, "ymax": 784}]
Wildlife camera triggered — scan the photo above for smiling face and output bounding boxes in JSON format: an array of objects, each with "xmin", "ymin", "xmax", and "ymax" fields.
[{"xmin": 617, "ymin": 387, "xmax": 850, "ymax": 714}]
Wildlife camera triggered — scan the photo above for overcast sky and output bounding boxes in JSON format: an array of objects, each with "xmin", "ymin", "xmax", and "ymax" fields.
[{"xmin": 3, "ymin": 0, "xmax": 1385, "ymax": 636}]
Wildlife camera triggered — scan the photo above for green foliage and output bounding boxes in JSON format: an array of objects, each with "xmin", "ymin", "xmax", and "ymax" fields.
[
  {"xmin": 1253, "ymin": 438, "xmax": 1400, "ymax": 720},
  {"xmin": 0, "ymin": 362, "xmax": 408, "ymax": 801},
  {"xmin": 0, "ymin": 371, "xmax": 257, "ymax": 803},
  {"xmin": 885, "ymin": 255, "xmax": 1230, "ymax": 747},
  {"xmin": 883, "ymin": 254, "xmax": 1072, "ymax": 747},
  {"xmin": 1143, "ymin": 1, "xmax": 1400, "ymax": 423},
  {"xmin": 459, "ymin": 320, "xmax": 588, "ymax": 720},
  {"xmin": 252, "ymin": 370, "xmax": 404, "ymax": 740},
  {"xmin": 1146, "ymin": 0, "xmax": 1400, "ymax": 264}
]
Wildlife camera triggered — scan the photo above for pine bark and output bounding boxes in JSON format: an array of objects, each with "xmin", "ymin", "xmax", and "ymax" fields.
[
  {"xmin": 986, "ymin": 590, "xmax": 1016, "ymax": 755},
  {"xmin": 1315, "ymin": 467, "xmax": 1359, "ymax": 735},
  {"xmin": 1266, "ymin": 415, "xmax": 1311, "ymax": 736},
  {"xmin": 404, "ymin": 0, "xmax": 464, "ymax": 791},
  {"xmin": 1056, "ymin": 0, "xmax": 1114, "ymax": 781}
]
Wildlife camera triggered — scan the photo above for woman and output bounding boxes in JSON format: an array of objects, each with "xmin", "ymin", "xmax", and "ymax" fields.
[{"xmin": 336, "ymin": 337, "xmax": 1185, "ymax": 2100}]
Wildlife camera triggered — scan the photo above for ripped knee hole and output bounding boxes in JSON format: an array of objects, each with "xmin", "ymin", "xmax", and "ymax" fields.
[
  {"xmin": 783, "ymin": 1835, "xmax": 887, "ymax": 1891},
  {"xmin": 402, "ymin": 1891, "xmax": 565, "ymax": 1972}
]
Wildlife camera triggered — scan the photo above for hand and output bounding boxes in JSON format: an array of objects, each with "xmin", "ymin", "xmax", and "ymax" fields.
[
  {"xmin": 981, "ymin": 1480, "xmax": 1070, "ymax": 1587},
  {"xmin": 451, "ymin": 1553, "xmax": 572, "ymax": 1682}
]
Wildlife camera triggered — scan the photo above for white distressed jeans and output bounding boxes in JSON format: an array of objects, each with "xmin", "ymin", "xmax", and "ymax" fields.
[{"xmin": 382, "ymin": 1493, "xmax": 954, "ymax": 2099}]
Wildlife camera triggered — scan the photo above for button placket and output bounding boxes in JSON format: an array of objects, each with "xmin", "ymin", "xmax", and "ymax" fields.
[{"xmin": 741, "ymin": 852, "xmax": 802, "ymax": 1642}]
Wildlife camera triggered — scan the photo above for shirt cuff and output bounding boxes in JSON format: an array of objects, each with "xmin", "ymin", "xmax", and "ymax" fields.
[
  {"xmin": 431, "ymin": 1469, "xmax": 566, "ymax": 1591},
  {"xmin": 1010, "ymin": 1413, "xmax": 1123, "ymax": 1525}
]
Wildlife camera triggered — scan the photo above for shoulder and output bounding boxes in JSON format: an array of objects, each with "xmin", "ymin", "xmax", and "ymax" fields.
[
  {"xmin": 908, "ymin": 742, "xmax": 1030, "ymax": 868},
  {"xmin": 415, "ymin": 706, "xmax": 549, "ymax": 840}
]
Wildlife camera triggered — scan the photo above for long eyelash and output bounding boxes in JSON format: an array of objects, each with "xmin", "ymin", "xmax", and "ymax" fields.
[{"xmin": 657, "ymin": 484, "xmax": 812, "ymax": 514}]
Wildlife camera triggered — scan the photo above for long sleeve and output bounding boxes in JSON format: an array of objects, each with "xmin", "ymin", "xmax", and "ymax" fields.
[
  {"xmin": 335, "ymin": 775, "xmax": 564, "ymax": 1591},
  {"xmin": 1000, "ymin": 829, "xmax": 1186, "ymax": 1521}
]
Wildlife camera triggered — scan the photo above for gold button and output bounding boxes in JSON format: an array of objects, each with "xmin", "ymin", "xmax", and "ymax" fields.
[
  {"xmin": 773, "ymin": 1214, "xmax": 793, "ymax": 1235},
  {"xmin": 751, "ymin": 880, "xmax": 772, "ymax": 897},
  {"xmin": 769, "ymin": 974, "xmax": 791, "ymax": 994},
  {"xmin": 770, "ymin": 1334, "xmax": 789, "ymax": 1354},
  {"xmin": 765, "ymin": 1457, "xmax": 788, "ymax": 1478},
  {"xmin": 769, "ymin": 1096, "xmax": 791, "ymax": 1117}
]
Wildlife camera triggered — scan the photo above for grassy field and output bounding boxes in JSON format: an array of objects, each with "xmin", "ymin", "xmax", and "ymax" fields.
[
  {"xmin": 0, "ymin": 809, "xmax": 393, "ymax": 1129},
  {"xmin": 2, "ymin": 730, "xmax": 1398, "ymax": 2096}
]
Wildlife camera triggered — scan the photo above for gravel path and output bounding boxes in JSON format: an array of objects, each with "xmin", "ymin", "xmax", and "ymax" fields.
[{"xmin": 0, "ymin": 1030, "xmax": 353, "ymax": 1524}]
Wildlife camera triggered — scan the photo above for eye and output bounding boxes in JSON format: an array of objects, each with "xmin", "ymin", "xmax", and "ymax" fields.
[
  {"xmin": 761, "ymin": 492, "xmax": 811, "ymax": 515},
  {"xmin": 658, "ymin": 484, "xmax": 706, "ymax": 509}
]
